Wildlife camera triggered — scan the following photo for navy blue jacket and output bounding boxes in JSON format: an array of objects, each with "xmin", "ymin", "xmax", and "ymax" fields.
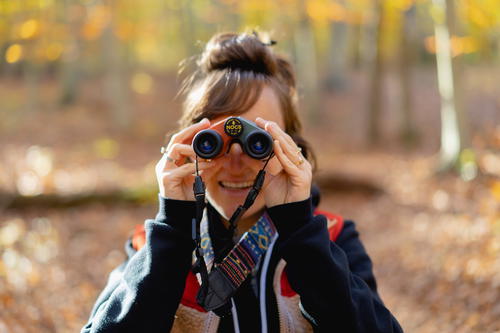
[{"xmin": 81, "ymin": 194, "xmax": 403, "ymax": 332}]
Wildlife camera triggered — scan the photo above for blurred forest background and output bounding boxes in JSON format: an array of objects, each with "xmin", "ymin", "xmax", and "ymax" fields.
[{"xmin": 0, "ymin": 0, "xmax": 499, "ymax": 332}]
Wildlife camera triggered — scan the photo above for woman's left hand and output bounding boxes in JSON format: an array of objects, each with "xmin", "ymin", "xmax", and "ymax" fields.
[{"xmin": 255, "ymin": 117, "xmax": 312, "ymax": 208}]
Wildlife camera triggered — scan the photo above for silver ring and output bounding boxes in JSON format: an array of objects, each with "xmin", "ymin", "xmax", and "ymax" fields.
[{"xmin": 161, "ymin": 146, "xmax": 176, "ymax": 163}]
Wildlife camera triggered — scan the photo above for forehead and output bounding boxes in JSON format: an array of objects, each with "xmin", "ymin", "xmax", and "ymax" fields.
[{"xmin": 212, "ymin": 86, "xmax": 285, "ymax": 128}]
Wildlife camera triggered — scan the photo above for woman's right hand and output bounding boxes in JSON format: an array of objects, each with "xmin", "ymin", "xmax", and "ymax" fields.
[{"xmin": 155, "ymin": 118, "xmax": 212, "ymax": 201}]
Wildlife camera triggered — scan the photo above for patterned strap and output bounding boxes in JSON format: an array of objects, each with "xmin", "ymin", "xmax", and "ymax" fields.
[
  {"xmin": 199, "ymin": 211, "xmax": 276, "ymax": 289},
  {"xmin": 130, "ymin": 208, "xmax": 345, "ymax": 308}
]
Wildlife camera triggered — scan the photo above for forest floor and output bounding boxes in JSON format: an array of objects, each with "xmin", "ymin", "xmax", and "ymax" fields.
[{"xmin": 1, "ymin": 71, "xmax": 500, "ymax": 332}]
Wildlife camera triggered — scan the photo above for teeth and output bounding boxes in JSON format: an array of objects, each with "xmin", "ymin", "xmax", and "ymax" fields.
[{"xmin": 220, "ymin": 181, "xmax": 253, "ymax": 189}]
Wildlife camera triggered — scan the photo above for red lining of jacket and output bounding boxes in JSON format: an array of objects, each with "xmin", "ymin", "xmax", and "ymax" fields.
[{"xmin": 131, "ymin": 210, "xmax": 344, "ymax": 312}]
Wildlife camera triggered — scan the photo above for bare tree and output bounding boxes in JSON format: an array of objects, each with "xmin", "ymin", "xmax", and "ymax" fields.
[
  {"xmin": 294, "ymin": 0, "xmax": 319, "ymax": 124},
  {"xmin": 432, "ymin": 0, "xmax": 470, "ymax": 172},
  {"xmin": 59, "ymin": 0, "xmax": 83, "ymax": 106},
  {"xmin": 367, "ymin": 0, "xmax": 385, "ymax": 144},
  {"xmin": 398, "ymin": 4, "xmax": 418, "ymax": 146},
  {"xmin": 103, "ymin": 22, "xmax": 131, "ymax": 129},
  {"xmin": 324, "ymin": 1, "xmax": 350, "ymax": 92}
]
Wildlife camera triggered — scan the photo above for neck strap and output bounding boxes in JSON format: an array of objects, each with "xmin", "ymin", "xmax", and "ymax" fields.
[
  {"xmin": 191, "ymin": 155, "xmax": 273, "ymax": 315},
  {"xmin": 196, "ymin": 208, "xmax": 277, "ymax": 316}
]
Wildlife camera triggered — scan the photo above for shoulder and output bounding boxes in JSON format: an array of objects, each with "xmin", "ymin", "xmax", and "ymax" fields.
[
  {"xmin": 131, "ymin": 224, "xmax": 146, "ymax": 251},
  {"xmin": 334, "ymin": 219, "xmax": 363, "ymax": 247},
  {"xmin": 311, "ymin": 211, "xmax": 371, "ymax": 270},
  {"xmin": 313, "ymin": 209, "xmax": 344, "ymax": 242},
  {"xmin": 332, "ymin": 219, "xmax": 377, "ymax": 288}
]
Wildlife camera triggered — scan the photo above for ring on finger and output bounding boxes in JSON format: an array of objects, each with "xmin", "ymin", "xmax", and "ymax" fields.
[
  {"xmin": 160, "ymin": 146, "xmax": 177, "ymax": 163},
  {"xmin": 295, "ymin": 156, "xmax": 305, "ymax": 166}
]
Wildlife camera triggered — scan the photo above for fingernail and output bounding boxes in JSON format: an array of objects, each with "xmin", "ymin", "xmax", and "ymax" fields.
[{"xmin": 201, "ymin": 118, "xmax": 209, "ymax": 124}]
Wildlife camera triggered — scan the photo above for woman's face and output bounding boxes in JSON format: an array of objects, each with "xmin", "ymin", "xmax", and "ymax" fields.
[{"xmin": 204, "ymin": 86, "xmax": 285, "ymax": 223}]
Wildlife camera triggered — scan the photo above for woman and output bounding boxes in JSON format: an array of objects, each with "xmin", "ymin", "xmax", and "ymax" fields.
[{"xmin": 81, "ymin": 32, "xmax": 403, "ymax": 333}]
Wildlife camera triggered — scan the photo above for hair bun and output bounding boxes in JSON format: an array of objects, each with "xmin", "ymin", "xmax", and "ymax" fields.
[{"xmin": 199, "ymin": 32, "xmax": 278, "ymax": 75}]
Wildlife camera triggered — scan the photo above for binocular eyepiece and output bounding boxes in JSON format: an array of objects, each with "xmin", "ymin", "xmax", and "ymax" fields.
[{"xmin": 192, "ymin": 117, "xmax": 273, "ymax": 160}]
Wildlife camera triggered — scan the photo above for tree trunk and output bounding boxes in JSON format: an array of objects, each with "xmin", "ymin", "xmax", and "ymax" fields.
[
  {"xmin": 367, "ymin": 0, "xmax": 385, "ymax": 144},
  {"xmin": 59, "ymin": 0, "xmax": 82, "ymax": 106},
  {"xmin": 398, "ymin": 4, "xmax": 418, "ymax": 146},
  {"xmin": 324, "ymin": 13, "xmax": 350, "ymax": 92},
  {"xmin": 181, "ymin": 1, "xmax": 197, "ymax": 57},
  {"xmin": 349, "ymin": 23, "xmax": 362, "ymax": 69},
  {"xmin": 103, "ymin": 23, "xmax": 131, "ymax": 129},
  {"xmin": 24, "ymin": 61, "xmax": 42, "ymax": 113},
  {"xmin": 294, "ymin": 1, "xmax": 319, "ymax": 124},
  {"xmin": 432, "ymin": 0, "xmax": 469, "ymax": 172}
]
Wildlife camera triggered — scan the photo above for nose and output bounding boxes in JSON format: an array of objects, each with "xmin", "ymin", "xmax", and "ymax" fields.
[
  {"xmin": 224, "ymin": 141, "xmax": 245, "ymax": 168},
  {"xmin": 228, "ymin": 142, "xmax": 243, "ymax": 157}
]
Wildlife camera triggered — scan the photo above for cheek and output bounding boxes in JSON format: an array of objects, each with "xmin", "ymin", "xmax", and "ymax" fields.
[{"xmin": 200, "ymin": 161, "xmax": 223, "ymax": 181}]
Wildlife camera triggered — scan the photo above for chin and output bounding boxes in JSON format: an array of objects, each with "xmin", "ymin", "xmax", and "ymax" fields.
[
  {"xmin": 207, "ymin": 194, "xmax": 265, "ymax": 222},
  {"xmin": 207, "ymin": 196, "xmax": 233, "ymax": 221}
]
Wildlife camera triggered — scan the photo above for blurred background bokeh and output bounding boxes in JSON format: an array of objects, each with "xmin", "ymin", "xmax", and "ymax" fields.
[{"xmin": 1, "ymin": 0, "xmax": 499, "ymax": 332}]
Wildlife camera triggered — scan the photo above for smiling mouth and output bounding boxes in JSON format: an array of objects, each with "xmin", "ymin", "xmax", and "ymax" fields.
[{"xmin": 219, "ymin": 181, "xmax": 253, "ymax": 190}]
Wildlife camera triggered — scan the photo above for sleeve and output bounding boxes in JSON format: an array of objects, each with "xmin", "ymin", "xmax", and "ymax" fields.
[
  {"xmin": 267, "ymin": 197, "xmax": 403, "ymax": 333},
  {"xmin": 80, "ymin": 195, "xmax": 197, "ymax": 333}
]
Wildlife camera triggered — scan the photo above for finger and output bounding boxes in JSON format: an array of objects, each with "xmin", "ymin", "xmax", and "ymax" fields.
[
  {"xmin": 195, "ymin": 158, "xmax": 222, "ymax": 179},
  {"xmin": 256, "ymin": 117, "xmax": 297, "ymax": 150},
  {"xmin": 257, "ymin": 118, "xmax": 306, "ymax": 169},
  {"xmin": 255, "ymin": 117, "xmax": 266, "ymax": 129},
  {"xmin": 273, "ymin": 140, "xmax": 301, "ymax": 175},
  {"xmin": 166, "ymin": 118, "xmax": 210, "ymax": 149},
  {"xmin": 264, "ymin": 155, "xmax": 283, "ymax": 176},
  {"xmin": 163, "ymin": 162, "xmax": 211, "ymax": 181},
  {"xmin": 158, "ymin": 152, "xmax": 181, "ymax": 173},
  {"xmin": 157, "ymin": 153, "xmax": 174, "ymax": 172},
  {"xmin": 278, "ymin": 139, "xmax": 303, "ymax": 167},
  {"xmin": 266, "ymin": 124, "xmax": 301, "ymax": 165},
  {"xmin": 256, "ymin": 118, "xmax": 302, "ymax": 167},
  {"xmin": 166, "ymin": 143, "xmax": 195, "ymax": 164}
]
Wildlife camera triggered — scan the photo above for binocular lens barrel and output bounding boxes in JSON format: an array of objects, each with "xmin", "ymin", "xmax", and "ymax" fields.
[
  {"xmin": 193, "ymin": 130, "xmax": 223, "ymax": 159},
  {"xmin": 245, "ymin": 131, "xmax": 273, "ymax": 159}
]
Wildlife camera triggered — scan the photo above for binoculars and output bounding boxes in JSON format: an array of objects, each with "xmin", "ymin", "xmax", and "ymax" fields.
[{"xmin": 192, "ymin": 117, "xmax": 273, "ymax": 160}]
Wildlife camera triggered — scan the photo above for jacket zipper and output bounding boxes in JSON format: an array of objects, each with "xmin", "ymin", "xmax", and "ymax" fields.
[
  {"xmin": 273, "ymin": 259, "xmax": 292, "ymax": 333},
  {"xmin": 203, "ymin": 311, "xmax": 220, "ymax": 333},
  {"xmin": 259, "ymin": 233, "xmax": 278, "ymax": 333},
  {"xmin": 231, "ymin": 298, "xmax": 241, "ymax": 333}
]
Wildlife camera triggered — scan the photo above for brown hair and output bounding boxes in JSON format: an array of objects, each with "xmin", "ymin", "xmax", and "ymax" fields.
[{"xmin": 178, "ymin": 31, "xmax": 316, "ymax": 169}]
